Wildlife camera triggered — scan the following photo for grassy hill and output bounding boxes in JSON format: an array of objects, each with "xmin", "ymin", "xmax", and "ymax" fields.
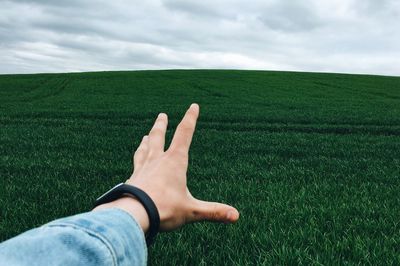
[{"xmin": 1, "ymin": 70, "xmax": 399, "ymax": 264}]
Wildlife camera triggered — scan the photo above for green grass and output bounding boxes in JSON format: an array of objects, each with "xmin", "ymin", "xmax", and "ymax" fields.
[{"xmin": 1, "ymin": 70, "xmax": 399, "ymax": 265}]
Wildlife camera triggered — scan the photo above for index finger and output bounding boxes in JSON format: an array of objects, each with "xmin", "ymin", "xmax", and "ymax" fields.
[{"xmin": 168, "ymin": 103, "xmax": 200, "ymax": 154}]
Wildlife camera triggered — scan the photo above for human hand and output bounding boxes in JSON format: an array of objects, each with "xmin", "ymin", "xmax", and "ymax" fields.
[
  {"xmin": 94, "ymin": 104, "xmax": 239, "ymax": 232},
  {"xmin": 126, "ymin": 103, "xmax": 239, "ymax": 232}
]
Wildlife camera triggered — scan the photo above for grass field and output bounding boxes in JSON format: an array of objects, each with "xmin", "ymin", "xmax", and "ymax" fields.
[{"xmin": 1, "ymin": 70, "xmax": 400, "ymax": 265}]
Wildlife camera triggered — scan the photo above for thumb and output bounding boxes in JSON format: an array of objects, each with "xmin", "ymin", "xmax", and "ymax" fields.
[{"xmin": 188, "ymin": 199, "xmax": 240, "ymax": 224}]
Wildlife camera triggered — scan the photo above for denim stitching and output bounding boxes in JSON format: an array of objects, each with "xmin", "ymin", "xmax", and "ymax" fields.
[{"xmin": 45, "ymin": 223, "xmax": 118, "ymax": 266}]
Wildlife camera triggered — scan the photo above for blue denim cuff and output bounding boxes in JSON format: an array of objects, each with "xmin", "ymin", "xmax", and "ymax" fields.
[{"xmin": 45, "ymin": 208, "xmax": 148, "ymax": 266}]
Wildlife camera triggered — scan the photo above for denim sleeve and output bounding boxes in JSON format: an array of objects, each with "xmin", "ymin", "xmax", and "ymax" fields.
[{"xmin": 0, "ymin": 208, "xmax": 147, "ymax": 266}]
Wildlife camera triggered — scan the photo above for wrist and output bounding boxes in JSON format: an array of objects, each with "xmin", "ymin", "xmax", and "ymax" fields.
[{"xmin": 93, "ymin": 197, "xmax": 150, "ymax": 233}]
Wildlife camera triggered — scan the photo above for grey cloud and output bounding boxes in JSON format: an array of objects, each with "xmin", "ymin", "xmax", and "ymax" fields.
[
  {"xmin": 162, "ymin": 0, "xmax": 223, "ymax": 18},
  {"xmin": 0, "ymin": 0, "xmax": 399, "ymax": 75},
  {"xmin": 9, "ymin": 0, "xmax": 90, "ymax": 8},
  {"xmin": 356, "ymin": 0, "xmax": 396, "ymax": 15},
  {"xmin": 258, "ymin": 1, "xmax": 323, "ymax": 32}
]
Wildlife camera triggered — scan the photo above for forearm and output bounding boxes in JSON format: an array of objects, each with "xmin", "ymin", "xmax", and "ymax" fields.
[{"xmin": 0, "ymin": 208, "xmax": 147, "ymax": 266}]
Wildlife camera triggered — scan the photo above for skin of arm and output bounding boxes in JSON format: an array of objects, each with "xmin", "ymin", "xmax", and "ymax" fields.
[{"xmin": 93, "ymin": 103, "xmax": 240, "ymax": 233}]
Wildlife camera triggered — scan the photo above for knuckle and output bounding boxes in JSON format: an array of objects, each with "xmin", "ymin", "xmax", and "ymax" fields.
[
  {"xmin": 150, "ymin": 127, "xmax": 164, "ymax": 136},
  {"xmin": 179, "ymin": 121, "xmax": 195, "ymax": 133},
  {"xmin": 191, "ymin": 209, "xmax": 200, "ymax": 219},
  {"xmin": 211, "ymin": 205, "xmax": 218, "ymax": 220},
  {"xmin": 135, "ymin": 145, "xmax": 147, "ymax": 153}
]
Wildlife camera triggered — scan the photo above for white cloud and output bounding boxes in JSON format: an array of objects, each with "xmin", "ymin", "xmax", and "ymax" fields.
[{"xmin": 0, "ymin": 0, "xmax": 399, "ymax": 75}]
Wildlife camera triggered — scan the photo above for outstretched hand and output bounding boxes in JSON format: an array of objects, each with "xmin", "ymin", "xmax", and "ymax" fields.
[
  {"xmin": 94, "ymin": 103, "xmax": 239, "ymax": 233},
  {"xmin": 127, "ymin": 103, "xmax": 239, "ymax": 231}
]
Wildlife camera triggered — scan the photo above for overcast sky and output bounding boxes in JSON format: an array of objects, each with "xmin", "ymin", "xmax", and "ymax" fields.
[{"xmin": 0, "ymin": 0, "xmax": 399, "ymax": 75}]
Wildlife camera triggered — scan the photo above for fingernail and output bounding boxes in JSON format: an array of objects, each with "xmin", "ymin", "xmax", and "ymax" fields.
[
  {"xmin": 190, "ymin": 103, "xmax": 198, "ymax": 109},
  {"xmin": 158, "ymin": 113, "xmax": 167, "ymax": 119},
  {"xmin": 226, "ymin": 210, "xmax": 234, "ymax": 220}
]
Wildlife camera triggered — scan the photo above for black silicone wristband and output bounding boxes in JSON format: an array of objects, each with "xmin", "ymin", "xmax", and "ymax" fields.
[{"xmin": 94, "ymin": 183, "xmax": 160, "ymax": 246}]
